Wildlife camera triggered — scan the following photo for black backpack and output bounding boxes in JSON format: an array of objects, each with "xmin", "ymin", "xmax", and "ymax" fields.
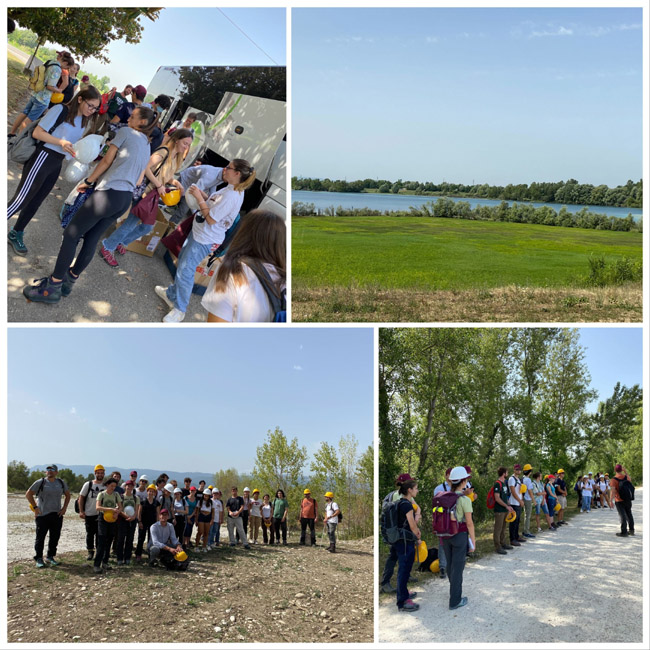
[
  {"xmin": 74, "ymin": 481, "xmax": 104, "ymax": 513},
  {"xmin": 381, "ymin": 496, "xmax": 417, "ymax": 545},
  {"xmin": 617, "ymin": 476, "xmax": 635, "ymax": 502},
  {"xmin": 245, "ymin": 259, "xmax": 286, "ymax": 322}
]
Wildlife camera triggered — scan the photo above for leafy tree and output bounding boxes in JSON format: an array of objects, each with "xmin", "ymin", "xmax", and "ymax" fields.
[
  {"xmin": 213, "ymin": 468, "xmax": 240, "ymax": 493},
  {"xmin": 7, "ymin": 460, "xmax": 30, "ymax": 491},
  {"xmin": 8, "ymin": 7, "xmax": 162, "ymax": 63}
]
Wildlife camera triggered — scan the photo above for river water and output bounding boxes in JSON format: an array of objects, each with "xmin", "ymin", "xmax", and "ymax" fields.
[{"xmin": 292, "ymin": 190, "xmax": 642, "ymax": 221}]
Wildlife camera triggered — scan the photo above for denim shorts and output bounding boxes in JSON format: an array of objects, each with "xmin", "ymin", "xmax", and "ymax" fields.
[
  {"xmin": 22, "ymin": 96, "xmax": 49, "ymax": 121},
  {"xmin": 535, "ymin": 501, "xmax": 549, "ymax": 515}
]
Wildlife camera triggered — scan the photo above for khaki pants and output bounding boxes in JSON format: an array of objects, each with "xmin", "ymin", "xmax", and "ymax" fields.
[
  {"xmin": 493, "ymin": 512, "xmax": 508, "ymax": 550},
  {"xmin": 523, "ymin": 499, "xmax": 533, "ymax": 534},
  {"xmin": 250, "ymin": 515, "xmax": 262, "ymax": 541}
]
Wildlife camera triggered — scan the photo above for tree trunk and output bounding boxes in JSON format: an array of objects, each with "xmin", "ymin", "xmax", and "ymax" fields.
[{"xmin": 24, "ymin": 35, "xmax": 45, "ymax": 74}]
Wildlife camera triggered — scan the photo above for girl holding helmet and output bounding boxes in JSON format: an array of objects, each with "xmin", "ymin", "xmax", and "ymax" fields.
[
  {"xmin": 195, "ymin": 488, "xmax": 214, "ymax": 552},
  {"xmin": 116, "ymin": 480, "xmax": 139, "ymax": 565},
  {"xmin": 442, "ymin": 466, "xmax": 476, "ymax": 611},
  {"xmin": 94, "ymin": 476, "xmax": 123, "ymax": 573}
]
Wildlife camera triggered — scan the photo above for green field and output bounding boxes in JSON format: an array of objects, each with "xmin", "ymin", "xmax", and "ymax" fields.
[{"xmin": 293, "ymin": 216, "xmax": 642, "ymax": 290}]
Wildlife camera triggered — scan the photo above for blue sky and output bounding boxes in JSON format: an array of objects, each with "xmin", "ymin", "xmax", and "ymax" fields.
[
  {"xmin": 38, "ymin": 8, "xmax": 286, "ymax": 92},
  {"xmin": 293, "ymin": 7, "xmax": 642, "ymax": 186},
  {"xmin": 7, "ymin": 328, "xmax": 373, "ymax": 473}
]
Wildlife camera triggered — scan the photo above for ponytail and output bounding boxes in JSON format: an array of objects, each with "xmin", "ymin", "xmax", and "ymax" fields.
[
  {"xmin": 131, "ymin": 106, "xmax": 159, "ymax": 140},
  {"xmin": 230, "ymin": 158, "xmax": 256, "ymax": 192}
]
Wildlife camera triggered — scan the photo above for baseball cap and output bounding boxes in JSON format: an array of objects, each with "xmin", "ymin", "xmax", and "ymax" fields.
[
  {"xmin": 615, "ymin": 464, "xmax": 623, "ymax": 472},
  {"xmin": 513, "ymin": 464, "xmax": 522, "ymax": 470},
  {"xmin": 397, "ymin": 473, "xmax": 413, "ymax": 482},
  {"xmin": 133, "ymin": 84, "xmax": 147, "ymax": 100},
  {"xmin": 160, "ymin": 508, "xmax": 169, "ymax": 515},
  {"xmin": 46, "ymin": 464, "xmax": 58, "ymax": 471},
  {"xmin": 190, "ymin": 486, "xmax": 197, "ymax": 492},
  {"xmin": 124, "ymin": 480, "xmax": 134, "ymax": 487}
]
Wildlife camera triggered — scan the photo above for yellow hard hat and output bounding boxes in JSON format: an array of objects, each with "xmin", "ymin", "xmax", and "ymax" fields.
[
  {"xmin": 469, "ymin": 491, "xmax": 477, "ymax": 502},
  {"xmin": 50, "ymin": 92, "xmax": 64, "ymax": 104},
  {"xmin": 303, "ymin": 489, "xmax": 311, "ymax": 494},
  {"xmin": 29, "ymin": 503, "xmax": 36, "ymax": 512},
  {"xmin": 416, "ymin": 539, "xmax": 428, "ymax": 563},
  {"xmin": 175, "ymin": 550, "xmax": 188, "ymax": 562},
  {"xmin": 208, "ymin": 485, "xmax": 214, "ymax": 490},
  {"xmin": 505, "ymin": 511, "xmax": 516, "ymax": 523},
  {"xmin": 557, "ymin": 469, "xmax": 565, "ymax": 474},
  {"xmin": 94, "ymin": 464, "xmax": 105, "ymax": 472},
  {"xmin": 412, "ymin": 503, "xmax": 418, "ymax": 511},
  {"xmin": 161, "ymin": 188, "xmax": 181, "ymax": 206},
  {"xmin": 147, "ymin": 484, "xmax": 157, "ymax": 491},
  {"xmin": 253, "ymin": 489, "xmax": 260, "ymax": 494},
  {"xmin": 520, "ymin": 484, "xmax": 527, "ymax": 494},
  {"xmin": 554, "ymin": 503, "xmax": 561, "ymax": 512},
  {"xmin": 429, "ymin": 558, "xmax": 440, "ymax": 573},
  {"xmin": 523, "ymin": 464, "xmax": 532, "ymax": 471},
  {"xmin": 103, "ymin": 510, "xmax": 117, "ymax": 523},
  {"xmin": 324, "ymin": 491, "xmax": 334, "ymax": 498}
]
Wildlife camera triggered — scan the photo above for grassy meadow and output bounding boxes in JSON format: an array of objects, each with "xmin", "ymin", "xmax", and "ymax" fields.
[{"xmin": 292, "ymin": 216, "xmax": 642, "ymax": 322}]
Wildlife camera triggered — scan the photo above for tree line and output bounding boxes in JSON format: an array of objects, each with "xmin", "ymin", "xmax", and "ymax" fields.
[
  {"xmin": 292, "ymin": 198, "xmax": 642, "ymax": 233},
  {"xmin": 379, "ymin": 328, "xmax": 642, "ymax": 528},
  {"xmin": 292, "ymin": 176, "xmax": 642, "ymax": 209}
]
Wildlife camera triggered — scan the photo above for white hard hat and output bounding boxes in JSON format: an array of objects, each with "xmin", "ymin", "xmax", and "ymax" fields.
[
  {"xmin": 164, "ymin": 483, "xmax": 174, "ymax": 492},
  {"xmin": 204, "ymin": 488, "xmax": 212, "ymax": 496},
  {"xmin": 173, "ymin": 487, "xmax": 182, "ymax": 494},
  {"xmin": 243, "ymin": 487, "xmax": 250, "ymax": 492},
  {"xmin": 449, "ymin": 466, "xmax": 470, "ymax": 482},
  {"xmin": 213, "ymin": 488, "xmax": 220, "ymax": 494},
  {"xmin": 139, "ymin": 475, "xmax": 148, "ymax": 482}
]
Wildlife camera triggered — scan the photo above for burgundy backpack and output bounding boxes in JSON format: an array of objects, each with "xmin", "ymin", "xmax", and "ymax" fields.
[{"xmin": 432, "ymin": 491, "xmax": 468, "ymax": 538}]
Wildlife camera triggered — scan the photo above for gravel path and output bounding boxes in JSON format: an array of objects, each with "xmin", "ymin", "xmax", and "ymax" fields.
[{"xmin": 379, "ymin": 488, "xmax": 643, "ymax": 643}]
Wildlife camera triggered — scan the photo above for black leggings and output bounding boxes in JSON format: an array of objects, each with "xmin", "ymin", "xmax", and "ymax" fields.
[
  {"xmin": 8, "ymin": 147, "xmax": 64, "ymax": 229},
  {"xmin": 273, "ymin": 517, "xmax": 287, "ymax": 543},
  {"xmin": 52, "ymin": 188, "xmax": 132, "ymax": 279}
]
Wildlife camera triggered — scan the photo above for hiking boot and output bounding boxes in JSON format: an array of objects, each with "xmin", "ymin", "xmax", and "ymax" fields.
[
  {"xmin": 35, "ymin": 558, "xmax": 46, "ymax": 568},
  {"xmin": 408, "ymin": 591, "xmax": 418, "ymax": 598},
  {"xmin": 8, "ymin": 228, "xmax": 27, "ymax": 256},
  {"xmin": 616, "ymin": 532, "xmax": 629, "ymax": 537},
  {"xmin": 496, "ymin": 548, "xmax": 507, "ymax": 555},
  {"xmin": 102, "ymin": 562, "xmax": 112, "ymax": 570},
  {"xmin": 163, "ymin": 307, "xmax": 185, "ymax": 323},
  {"xmin": 99, "ymin": 245, "xmax": 119, "ymax": 267},
  {"xmin": 61, "ymin": 269, "xmax": 78, "ymax": 297},
  {"xmin": 510, "ymin": 540, "xmax": 522, "ymax": 546},
  {"xmin": 155, "ymin": 285, "xmax": 174, "ymax": 309},
  {"xmin": 398, "ymin": 599, "xmax": 420, "ymax": 612},
  {"xmin": 116, "ymin": 243, "xmax": 127, "ymax": 255},
  {"xmin": 23, "ymin": 276, "xmax": 62, "ymax": 304},
  {"xmin": 629, "ymin": 530, "xmax": 635, "ymax": 536},
  {"xmin": 502, "ymin": 544, "xmax": 514, "ymax": 550},
  {"xmin": 380, "ymin": 583, "xmax": 396, "ymax": 594},
  {"xmin": 93, "ymin": 565, "xmax": 103, "ymax": 574},
  {"xmin": 46, "ymin": 557, "xmax": 60, "ymax": 566},
  {"xmin": 86, "ymin": 551, "xmax": 94, "ymax": 561},
  {"xmin": 449, "ymin": 596, "xmax": 469, "ymax": 610}
]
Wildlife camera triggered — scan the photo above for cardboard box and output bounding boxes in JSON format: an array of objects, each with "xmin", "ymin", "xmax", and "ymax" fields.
[
  {"xmin": 167, "ymin": 245, "xmax": 220, "ymax": 289},
  {"xmin": 124, "ymin": 208, "xmax": 170, "ymax": 257}
]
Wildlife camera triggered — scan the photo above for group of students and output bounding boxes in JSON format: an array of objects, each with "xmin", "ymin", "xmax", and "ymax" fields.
[
  {"xmin": 8, "ymin": 74, "xmax": 286, "ymax": 322},
  {"xmin": 381, "ymin": 461, "xmax": 636, "ymax": 614},
  {"xmin": 574, "ymin": 471, "xmax": 614, "ymax": 511},
  {"xmin": 25, "ymin": 464, "xmax": 342, "ymax": 574}
]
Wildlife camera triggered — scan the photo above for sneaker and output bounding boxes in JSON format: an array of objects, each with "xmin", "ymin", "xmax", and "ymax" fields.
[
  {"xmin": 516, "ymin": 537, "xmax": 527, "ymax": 543},
  {"xmin": 93, "ymin": 565, "xmax": 103, "ymax": 574},
  {"xmin": 206, "ymin": 545, "xmax": 212, "ymax": 551},
  {"xmin": 116, "ymin": 243, "xmax": 127, "ymax": 255},
  {"xmin": 102, "ymin": 562, "xmax": 112, "ymax": 570},
  {"xmin": 408, "ymin": 591, "xmax": 418, "ymax": 598},
  {"xmin": 510, "ymin": 540, "xmax": 521, "ymax": 546},
  {"xmin": 496, "ymin": 548, "xmax": 507, "ymax": 555},
  {"xmin": 629, "ymin": 530, "xmax": 635, "ymax": 536},
  {"xmin": 203, "ymin": 547, "xmax": 208, "ymax": 553},
  {"xmin": 549, "ymin": 526, "xmax": 558, "ymax": 531},
  {"xmin": 449, "ymin": 596, "xmax": 469, "ymax": 610},
  {"xmin": 244, "ymin": 544, "xmax": 251, "ymax": 549},
  {"xmin": 35, "ymin": 559, "xmax": 46, "ymax": 568},
  {"xmin": 46, "ymin": 557, "xmax": 60, "ymax": 566},
  {"xmin": 398, "ymin": 599, "xmax": 420, "ymax": 612},
  {"xmin": 154, "ymin": 285, "xmax": 174, "ymax": 309},
  {"xmin": 86, "ymin": 551, "xmax": 94, "ymax": 561},
  {"xmin": 380, "ymin": 583, "xmax": 396, "ymax": 594},
  {"xmin": 61, "ymin": 269, "xmax": 78, "ymax": 297},
  {"xmin": 8, "ymin": 133, "xmax": 16, "ymax": 139},
  {"xmin": 99, "ymin": 245, "xmax": 119, "ymax": 267},
  {"xmin": 616, "ymin": 532, "xmax": 629, "ymax": 537},
  {"xmin": 524, "ymin": 533, "xmax": 536, "ymax": 538},
  {"xmin": 163, "ymin": 307, "xmax": 185, "ymax": 323},
  {"xmin": 23, "ymin": 276, "xmax": 62, "ymax": 304},
  {"xmin": 502, "ymin": 544, "xmax": 514, "ymax": 550},
  {"xmin": 8, "ymin": 229, "xmax": 28, "ymax": 256},
  {"xmin": 537, "ymin": 528, "xmax": 543, "ymax": 533}
]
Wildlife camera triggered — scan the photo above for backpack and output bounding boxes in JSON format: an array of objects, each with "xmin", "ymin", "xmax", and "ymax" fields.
[
  {"xmin": 432, "ymin": 491, "xmax": 468, "ymax": 538},
  {"xmin": 486, "ymin": 479, "xmax": 503, "ymax": 510},
  {"xmin": 381, "ymin": 497, "xmax": 417, "ymax": 545},
  {"xmin": 9, "ymin": 105, "xmax": 69, "ymax": 164},
  {"xmin": 34, "ymin": 477, "xmax": 65, "ymax": 497},
  {"xmin": 74, "ymin": 481, "xmax": 103, "ymax": 514},
  {"xmin": 617, "ymin": 476, "xmax": 635, "ymax": 502},
  {"xmin": 28, "ymin": 60, "xmax": 59, "ymax": 93},
  {"xmin": 98, "ymin": 89, "xmax": 115, "ymax": 115},
  {"xmin": 245, "ymin": 259, "xmax": 286, "ymax": 322}
]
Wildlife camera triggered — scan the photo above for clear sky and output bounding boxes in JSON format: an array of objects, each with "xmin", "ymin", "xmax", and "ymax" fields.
[
  {"xmin": 7, "ymin": 328, "xmax": 373, "ymax": 474},
  {"xmin": 293, "ymin": 7, "xmax": 642, "ymax": 186},
  {"xmin": 40, "ymin": 7, "xmax": 286, "ymax": 92}
]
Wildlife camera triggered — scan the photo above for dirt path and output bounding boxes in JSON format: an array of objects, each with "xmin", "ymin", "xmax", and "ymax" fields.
[
  {"xmin": 6, "ymin": 495, "xmax": 373, "ymax": 643},
  {"xmin": 379, "ymin": 488, "xmax": 643, "ymax": 643}
]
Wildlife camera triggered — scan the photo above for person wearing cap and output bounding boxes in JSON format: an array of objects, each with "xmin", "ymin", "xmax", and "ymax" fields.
[
  {"xmin": 116, "ymin": 480, "xmax": 139, "ymax": 565},
  {"xmin": 148, "ymin": 509, "xmax": 184, "ymax": 567},
  {"xmin": 209, "ymin": 488, "xmax": 224, "ymax": 548},
  {"xmin": 109, "ymin": 83, "xmax": 147, "ymax": 131},
  {"xmin": 603, "ymin": 473, "xmax": 613, "ymax": 509},
  {"xmin": 196, "ymin": 488, "xmax": 215, "ymax": 552},
  {"xmin": 432, "ymin": 468, "xmax": 455, "ymax": 578},
  {"xmin": 492, "ymin": 466, "xmax": 514, "ymax": 555},
  {"xmin": 124, "ymin": 470, "xmax": 138, "ymax": 486},
  {"xmin": 323, "ymin": 492, "xmax": 341, "ymax": 553},
  {"xmin": 299, "ymin": 489, "xmax": 318, "ymax": 546},
  {"xmin": 508, "ymin": 464, "xmax": 526, "ymax": 546},
  {"xmin": 555, "ymin": 469, "xmax": 568, "ymax": 524},
  {"xmin": 226, "ymin": 486, "xmax": 251, "ymax": 549},
  {"xmin": 597, "ymin": 473, "xmax": 609, "ymax": 509},
  {"xmin": 135, "ymin": 484, "xmax": 160, "ymax": 561},
  {"xmin": 521, "ymin": 464, "xmax": 536, "ymax": 539},
  {"xmin": 261, "ymin": 493, "xmax": 274, "ymax": 544},
  {"xmin": 183, "ymin": 486, "xmax": 199, "ymax": 549},
  {"xmin": 580, "ymin": 475, "xmax": 592, "ymax": 512},
  {"xmin": 94, "ymin": 477, "xmax": 123, "ymax": 573},
  {"xmin": 172, "ymin": 487, "xmax": 188, "ymax": 543},
  {"xmin": 272, "ymin": 489, "xmax": 289, "ymax": 545},
  {"xmin": 26, "ymin": 464, "xmax": 71, "ymax": 568},
  {"xmin": 442, "ymin": 467, "xmax": 475, "ymax": 610},
  {"xmin": 78, "ymin": 464, "xmax": 107, "ymax": 561},
  {"xmin": 380, "ymin": 473, "xmax": 418, "ymax": 593},
  {"xmin": 135, "ymin": 475, "xmax": 149, "ymax": 501},
  {"xmin": 532, "ymin": 472, "xmax": 557, "ymax": 532},
  {"xmin": 610, "ymin": 464, "xmax": 635, "ymax": 537},
  {"xmin": 249, "ymin": 489, "xmax": 263, "ymax": 544}
]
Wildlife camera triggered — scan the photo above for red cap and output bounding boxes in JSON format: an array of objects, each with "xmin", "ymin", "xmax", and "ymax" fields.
[
  {"xmin": 445, "ymin": 468, "xmax": 452, "ymax": 476},
  {"xmin": 513, "ymin": 464, "xmax": 522, "ymax": 470},
  {"xmin": 464, "ymin": 466, "xmax": 472, "ymax": 475},
  {"xmin": 133, "ymin": 84, "xmax": 147, "ymax": 100},
  {"xmin": 160, "ymin": 508, "xmax": 169, "ymax": 515},
  {"xmin": 189, "ymin": 486, "xmax": 197, "ymax": 491},
  {"xmin": 397, "ymin": 473, "xmax": 412, "ymax": 482},
  {"xmin": 615, "ymin": 464, "xmax": 623, "ymax": 472},
  {"xmin": 130, "ymin": 471, "xmax": 137, "ymax": 476},
  {"xmin": 548, "ymin": 474, "xmax": 555, "ymax": 479},
  {"xmin": 124, "ymin": 480, "xmax": 134, "ymax": 486}
]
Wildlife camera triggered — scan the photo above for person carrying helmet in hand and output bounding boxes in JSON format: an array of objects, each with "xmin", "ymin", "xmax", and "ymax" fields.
[
  {"xmin": 492, "ymin": 466, "xmax": 514, "ymax": 555},
  {"xmin": 300, "ymin": 488, "xmax": 318, "ymax": 546},
  {"xmin": 148, "ymin": 508, "xmax": 185, "ymax": 568},
  {"xmin": 508, "ymin": 464, "xmax": 526, "ymax": 546},
  {"xmin": 94, "ymin": 476, "xmax": 123, "ymax": 573},
  {"xmin": 78, "ymin": 463, "xmax": 106, "ymax": 561},
  {"xmin": 521, "ymin": 464, "xmax": 536, "ymax": 539},
  {"xmin": 323, "ymin": 491, "xmax": 341, "ymax": 553}
]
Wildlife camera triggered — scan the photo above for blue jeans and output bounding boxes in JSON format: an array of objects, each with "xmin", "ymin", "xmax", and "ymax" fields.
[
  {"xmin": 208, "ymin": 521, "xmax": 221, "ymax": 546},
  {"xmin": 102, "ymin": 211, "xmax": 154, "ymax": 252},
  {"xmin": 582, "ymin": 495, "xmax": 592, "ymax": 512},
  {"xmin": 165, "ymin": 231, "xmax": 212, "ymax": 313},
  {"xmin": 439, "ymin": 539, "xmax": 447, "ymax": 570},
  {"xmin": 395, "ymin": 542, "xmax": 415, "ymax": 608}
]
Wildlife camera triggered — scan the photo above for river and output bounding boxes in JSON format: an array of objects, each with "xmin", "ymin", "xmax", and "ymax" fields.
[{"xmin": 292, "ymin": 190, "xmax": 642, "ymax": 221}]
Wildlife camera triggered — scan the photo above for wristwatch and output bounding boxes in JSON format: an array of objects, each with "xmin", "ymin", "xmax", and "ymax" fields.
[{"xmin": 84, "ymin": 178, "xmax": 96, "ymax": 187}]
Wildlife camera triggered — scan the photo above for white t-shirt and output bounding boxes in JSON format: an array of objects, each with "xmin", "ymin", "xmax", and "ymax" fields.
[
  {"xmin": 598, "ymin": 480, "xmax": 607, "ymax": 492},
  {"xmin": 261, "ymin": 503, "xmax": 272, "ymax": 519},
  {"xmin": 202, "ymin": 261, "xmax": 284, "ymax": 323},
  {"xmin": 433, "ymin": 481, "xmax": 451, "ymax": 496},
  {"xmin": 80, "ymin": 480, "xmax": 106, "ymax": 516},
  {"xmin": 508, "ymin": 475, "xmax": 522, "ymax": 506},
  {"xmin": 212, "ymin": 499, "xmax": 223, "ymax": 520},
  {"xmin": 200, "ymin": 500, "xmax": 214, "ymax": 515},
  {"xmin": 40, "ymin": 105, "xmax": 85, "ymax": 160},
  {"xmin": 326, "ymin": 501, "xmax": 340, "ymax": 524},
  {"xmin": 191, "ymin": 182, "xmax": 243, "ymax": 246},
  {"xmin": 522, "ymin": 476, "xmax": 534, "ymax": 502},
  {"xmin": 582, "ymin": 482, "xmax": 593, "ymax": 496},
  {"xmin": 173, "ymin": 498, "xmax": 186, "ymax": 515},
  {"xmin": 250, "ymin": 499, "xmax": 262, "ymax": 517}
]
